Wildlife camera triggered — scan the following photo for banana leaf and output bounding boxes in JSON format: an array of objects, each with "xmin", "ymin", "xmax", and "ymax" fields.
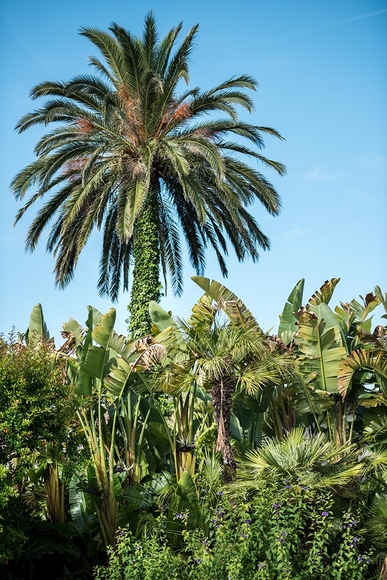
[
  {"xmin": 295, "ymin": 303, "xmax": 347, "ymax": 393},
  {"xmin": 278, "ymin": 278, "xmax": 304, "ymax": 345},
  {"xmin": 69, "ymin": 473, "xmax": 96, "ymax": 536},
  {"xmin": 91, "ymin": 308, "xmax": 116, "ymax": 349},
  {"xmin": 62, "ymin": 317, "xmax": 85, "ymax": 347},
  {"xmin": 192, "ymin": 275, "xmax": 257, "ymax": 326},
  {"xmin": 149, "ymin": 301, "xmax": 178, "ymax": 333},
  {"xmin": 375, "ymin": 285, "xmax": 387, "ymax": 315},
  {"xmin": 308, "ymin": 278, "xmax": 340, "ymax": 306},
  {"xmin": 338, "ymin": 348, "xmax": 387, "ymax": 398},
  {"xmin": 25, "ymin": 303, "xmax": 51, "ymax": 346}
]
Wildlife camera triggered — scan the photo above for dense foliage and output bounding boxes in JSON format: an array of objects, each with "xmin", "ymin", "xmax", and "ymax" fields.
[
  {"xmin": 95, "ymin": 486, "xmax": 372, "ymax": 580},
  {"xmin": 0, "ymin": 276, "xmax": 386, "ymax": 579},
  {"xmin": 0, "ymin": 338, "xmax": 84, "ymax": 577}
]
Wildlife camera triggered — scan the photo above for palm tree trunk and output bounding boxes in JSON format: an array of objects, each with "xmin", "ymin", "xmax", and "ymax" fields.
[
  {"xmin": 211, "ymin": 378, "xmax": 236, "ymax": 481},
  {"xmin": 127, "ymin": 191, "xmax": 161, "ymax": 337}
]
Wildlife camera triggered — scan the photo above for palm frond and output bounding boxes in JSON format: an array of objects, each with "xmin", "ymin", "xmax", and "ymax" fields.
[
  {"xmin": 12, "ymin": 13, "xmax": 285, "ymax": 307},
  {"xmin": 241, "ymin": 427, "xmax": 363, "ymax": 488}
]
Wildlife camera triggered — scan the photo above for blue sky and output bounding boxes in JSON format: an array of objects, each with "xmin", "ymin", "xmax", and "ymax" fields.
[{"xmin": 1, "ymin": 0, "xmax": 386, "ymax": 343}]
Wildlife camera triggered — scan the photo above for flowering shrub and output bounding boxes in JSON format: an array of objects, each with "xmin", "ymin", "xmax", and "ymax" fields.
[
  {"xmin": 94, "ymin": 524, "xmax": 182, "ymax": 580},
  {"xmin": 94, "ymin": 481, "xmax": 372, "ymax": 579},
  {"xmin": 0, "ymin": 338, "xmax": 78, "ymax": 469},
  {"xmin": 245, "ymin": 481, "xmax": 371, "ymax": 580}
]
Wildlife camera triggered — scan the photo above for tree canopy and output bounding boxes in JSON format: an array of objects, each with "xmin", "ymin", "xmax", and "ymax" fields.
[{"xmin": 11, "ymin": 12, "xmax": 285, "ymax": 335}]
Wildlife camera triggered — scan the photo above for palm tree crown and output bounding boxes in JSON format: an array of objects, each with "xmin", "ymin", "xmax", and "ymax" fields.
[{"xmin": 11, "ymin": 13, "xmax": 285, "ymax": 335}]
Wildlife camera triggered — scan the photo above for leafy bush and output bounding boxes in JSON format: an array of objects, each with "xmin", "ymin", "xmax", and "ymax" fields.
[
  {"xmin": 95, "ymin": 528, "xmax": 182, "ymax": 580},
  {"xmin": 0, "ymin": 336, "xmax": 83, "ymax": 574},
  {"xmin": 0, "ymin": 336, "xmax": 77, "ymax": 467},
  {"xmin": 94, "ymin": 482, "xmax": 372, "ymax": 579}
]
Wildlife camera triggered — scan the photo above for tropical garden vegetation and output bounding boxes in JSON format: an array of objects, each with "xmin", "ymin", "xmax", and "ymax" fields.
[
  {"xmin": 4, "ymin": 11, "xmax": 387, "ymax": 580},
  {"xmin": 1, "ymin": 276, "xmax": 386, "ymax": 579}
]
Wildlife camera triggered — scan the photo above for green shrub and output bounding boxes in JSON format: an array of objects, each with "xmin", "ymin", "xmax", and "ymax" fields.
[
  {"xmin": 0, "ymin": 336, "xmax": 82, "ymax": 574},
  {"xmin": 94, "ymin": 481, "xmax": 372, "ymax": 579},
  {"xmin": 94, "ymin": 525, "xmax": 183, "ymax": 580},
  {"xmin": 0, "ymin": 337, "xmax": 77, "ymax": 469}
]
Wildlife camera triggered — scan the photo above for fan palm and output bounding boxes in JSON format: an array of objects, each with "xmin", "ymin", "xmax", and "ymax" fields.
[
  {"xmin": 241, "ymin": 427, "xmax": 364, "ymax": 489},
  {"xmin": 11, "ymin": 13, "xmax": 285, "ymax": 335}
]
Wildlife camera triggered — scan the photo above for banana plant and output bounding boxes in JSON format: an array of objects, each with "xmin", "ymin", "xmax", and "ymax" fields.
[
  {"xmin": 336, "ymin": 287, "xmax": 387, "ymax": 448},
  {"xmin": 18, "ymin": 302, "xmax": 52, "ymax": 347},
  {"xmin": 295, "ymin": 303, "xmax": 347, "ymax": 394},
  {"xmin": 295, "ymin": 282, "xmax": 366, "ymax": 442},
  {"xmin": 337, "ymin": 287, "xmax": 387, "ymax": 397},
  {"xmin": 148, "ymin": 301, "xmax": 212, "ymax": 480},
  {"xmin": 62, "ymin": 306, "xmax": 174, "ymax": 548},
  {"xmin": 72, "ymin": 308, "xmax": 120, "ymax": 548},
  {"xmin": 277, "ymin": 279, "xmax": 387, "ymax": 445},
  {"xmin": 28, "ymin": 445, "xmax": 65, "ymax": 525}
]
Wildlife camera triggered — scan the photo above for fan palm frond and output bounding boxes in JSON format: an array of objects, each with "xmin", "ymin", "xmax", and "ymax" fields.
[{"xmin": 240, "ymin": 427, "xmax": 363, "ymax": 489}]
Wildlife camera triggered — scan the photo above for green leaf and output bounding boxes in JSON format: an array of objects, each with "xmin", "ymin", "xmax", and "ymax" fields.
[
  {"xmin": 28, "ymin": 464, "xmax": 45, "ymax": 485},
  {"xmin": 73, "ymin": 308, "xmax": 94, "ymax": 396},
  {"xmin": 69, "ymin": 474, "xmax": 94, "ymax": 534},
  {"xmin": 375, "ymin": 285, "xmax": 387, "ymax": 313},
  {"xmin": 338, "ymin": 349, "xmax": 387, "ymax": 398},
  {"xmin": 191, "ymin": 276, "xmax": 257, "ymax": 326},
  {"xmin": 92, "ymin": 308, "xmax": 116, "ymax": 349},
  {"xmin": 62, "ymin": 317, "xmax": 85, "ymax": 346},
  {"xmin": 26, "ymin": 303, "xmax": 50, "ymax": 346},
  {"xmin": 82, "ymin": 345, "xmax": 107, "ymax": 379},
  {"xmin": 295, "ymin": 303, "xmax": 347, "ymax": 393},
  {"xmin": 149, "ymin": 301, "xmax": 177, "ymax": 332},
  {"xmin": 177, "ymin": 470, "xmax": 196, "ymax": 497},
  {"xmin": 278, "ymin": 278, "xmax": 304, "ymax": 344},
  {"xmin": 308, "ymin": 278, "xmax": 340, "ymax": 306}
]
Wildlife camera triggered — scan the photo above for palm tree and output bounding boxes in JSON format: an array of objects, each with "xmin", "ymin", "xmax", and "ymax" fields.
[
  {"xmin": 11, "ymin": 13, "xmax": 285, "ymax": 336},
  {"xmin": 187, "ymin": 318, "xmax": 288, "ymax": 481},
  {"xmin": 240, "ymin": 427, "xmax": 364, "ymax": 489},
  {"xmin": 152, "ymin": 279, "xmax": 292, "ymax": 481}
]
